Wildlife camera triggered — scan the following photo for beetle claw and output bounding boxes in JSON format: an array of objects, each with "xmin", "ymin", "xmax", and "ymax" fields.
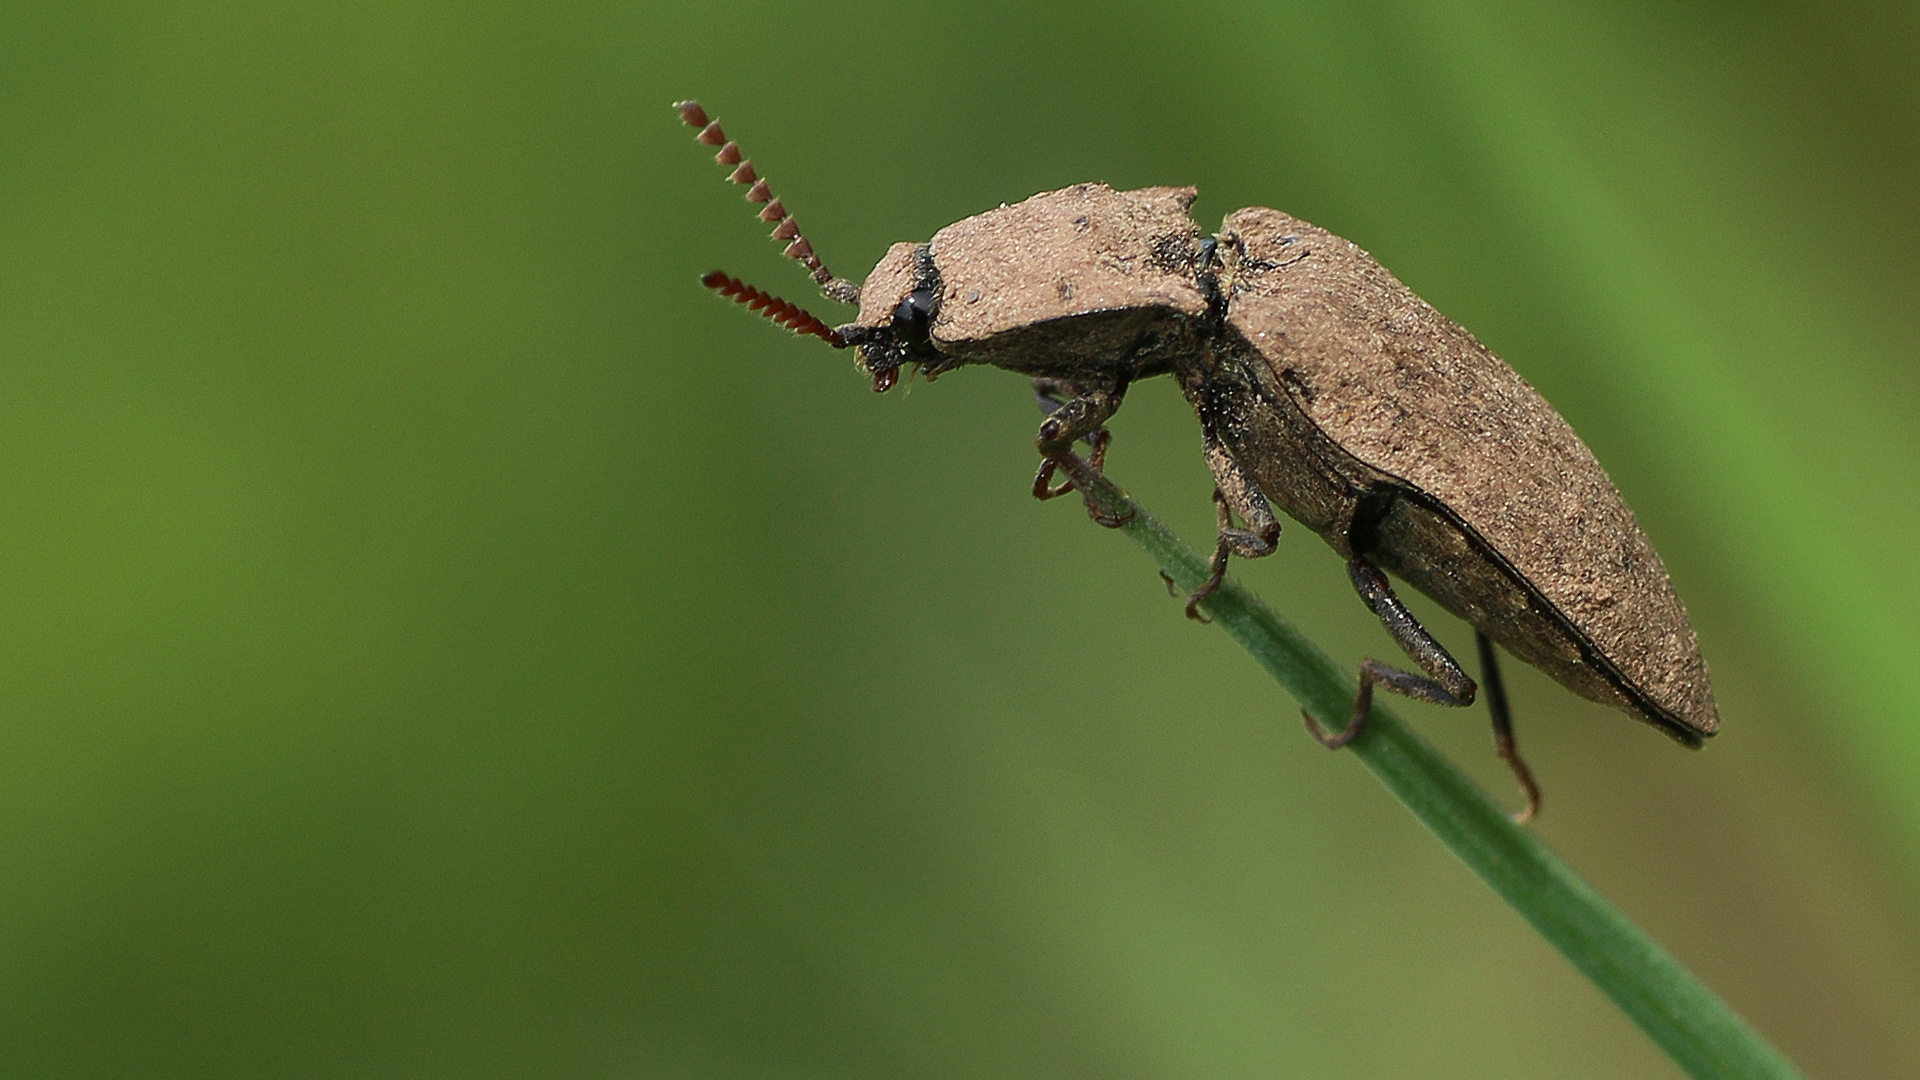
[
  {"xmin": 1032, "ymin": 457, "xmax": 1075, "ymax": 500},
  {"xmin": 1183, "ymin": 583, "xmax": 1216, "ymax": 623},
  {"xmin": 1303, "ymin": 707, "xmax": 1363, "ymax": 749},
  {"xmin": 1182, "ymin": 537, "xmax": 1231, "ymax": 622}
]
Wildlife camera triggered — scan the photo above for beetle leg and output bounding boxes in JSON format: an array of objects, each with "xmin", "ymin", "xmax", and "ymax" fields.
[
  {"xmin": 1477, "ymin": 630, "xmax": 1542, "ymax": 823},
  {"xmin": 1304, "ymin": 557, "xmax": 1477, "ymax": 747},
  {"xmin": 1031, "ymin": 376, "xmax": 1075, "ymax": 416},
  {"xmin": 1031, "ymin": 380, "xmax": 1129, "ymax": 527},
  {"xmin": 1031, "ymin": 378, "xmax": 1116, "ymax": 498},
  {"xmin": 1030, "ymin": 379, "xmax": 1074, "ymax": 501},
  {"xmin": 1033, "ymin": 430, "xmax": 1111, "ymax": 499},
  {"xmin": 1183, "ymin": 424, "xmax": 1281, "ymax": 622}
]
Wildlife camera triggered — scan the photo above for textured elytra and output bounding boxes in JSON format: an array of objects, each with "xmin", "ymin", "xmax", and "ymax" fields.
[{"xmin": 1212, "ymin": 207, "xmax": 1716, "ymax": 738}]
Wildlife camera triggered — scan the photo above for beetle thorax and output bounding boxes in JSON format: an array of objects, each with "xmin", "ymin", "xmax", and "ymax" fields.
[{"xmin": 838, "ymin": 183, "xmax": 1216, "ymax": 392}]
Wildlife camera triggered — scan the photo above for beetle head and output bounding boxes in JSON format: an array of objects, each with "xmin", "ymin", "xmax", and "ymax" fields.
[
  {"xmin": 681, "ymin": 104, "xmax": 1208, "ymax": 395},
  {"xmin": 831, "ymin": 242, "xmax": 946, "ymax": 392}
]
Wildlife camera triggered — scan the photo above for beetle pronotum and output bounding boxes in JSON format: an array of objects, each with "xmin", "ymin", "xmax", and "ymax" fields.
[{"xmin": 677, "ymin": 100, "xmax": 1717, "ymax": 820}]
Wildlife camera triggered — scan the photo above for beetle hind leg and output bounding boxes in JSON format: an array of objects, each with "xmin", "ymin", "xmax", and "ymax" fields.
[
  {"xmin": 1307, "ymin": 556, "xmax": 1477, "ymax": 744},
  {"xmin": 1314, "ymin": 559, "xmax": 1543, "ymax": 821}
]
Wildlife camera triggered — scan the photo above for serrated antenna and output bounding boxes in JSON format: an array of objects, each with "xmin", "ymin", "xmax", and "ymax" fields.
[
  {"xmin": 702, "ymin": 271, "xmax": 846, "ymax": 348},
  {"xmin": 676, "ymin": 101, "xmax": 860, "ymax": 305}
]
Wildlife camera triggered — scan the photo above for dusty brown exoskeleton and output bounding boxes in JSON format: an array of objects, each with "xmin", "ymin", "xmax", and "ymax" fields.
[{"xmin": 677, "ymin": 101, "xmax": 1717, "ymax": 820}]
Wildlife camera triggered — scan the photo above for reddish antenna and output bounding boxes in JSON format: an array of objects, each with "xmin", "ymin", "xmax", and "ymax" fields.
[
  {"xmin": 676, "ymin": 100, "xmax": 860, "ymax": 305},
  {"xmin": 701, "ymin": 271, "xmax": 845, "ymax": 348}
]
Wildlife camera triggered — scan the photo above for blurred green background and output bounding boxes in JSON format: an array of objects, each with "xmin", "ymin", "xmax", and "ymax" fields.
[{"xmin": 1, "ymin": 1, "xmax": 1916, "ymax": 1076}]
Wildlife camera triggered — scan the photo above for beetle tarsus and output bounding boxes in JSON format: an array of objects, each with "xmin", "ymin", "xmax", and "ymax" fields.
[
  {"xmin": 1478, "ymin": 631, "xmax": 1542, "ymax": 822},
  {"xmin": 1180, "ymin": 427, "xmax": 1281, "ymax": 619},
  {"xmin": 1303, "ymin": 662, "xmax": 1407, "ymax": 747},
  {"xmin": 1032, "ymin": 428, "xmax": 1110, "ymax": 500},
  {"xmin": 1031, "ymin": 379, "xmax": 1129, "ymax": 526},
  {"xmin": 1031, "ymin": 377, "xmax": 1114, "ymax": 504},
  {"xmin": 1310, "ymin": 556, "xmax": 1478, "ymax": 755},
  {"xmin": 1319, "ymin": 566, "xmax": 1546, "ymax": 821},
  {"xmin": 1182, "ymin": 482, "xmax": 1278, "ymax": 622},
  {"xmin": 1183, "ymin": 489, "xmax": 1237, "ymax": 621},
  {"xmin": 1184, "ymin": 540, "xmax": 1227, "ymax": 623},
  {"xmin": 1302, "ymin": 696, "xmax": 1363, "ymax": 748},
  {"xmin": 1500, "ymin": 735, "xmax": 1543, "ymax": 824},
  {"xmin": 1307, "ymin": 655, "xmax": 1475, "ymax": 749},
  {"xmin": 1039, "ymin": 448, "xmax": 1131, "ymax": 527}
]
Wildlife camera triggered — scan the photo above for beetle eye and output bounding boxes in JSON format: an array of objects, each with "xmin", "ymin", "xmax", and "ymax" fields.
[{"xmin": 893, "ymin": 288, "xmax": 938, "ymax": 331}]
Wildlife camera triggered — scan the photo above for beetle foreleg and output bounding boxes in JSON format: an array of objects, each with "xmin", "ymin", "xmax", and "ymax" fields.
[
  {"xmin": 1182, "ymin": 424, "xmax": 1281, "ymax": 622},
  {"xmin": 1031, "ymin": 380, "xmax": 1129, "ymax": 527},
  {"xmin": 1476, "ymin": 630, "xmax": 1542, "ymax": 823},
  {"xmin": 1032, "ymin": 430, "xmax": 1112, "ymax": 499},
  {"xmin": 1030, "ymin": 377, "xmax": 1075, "ymax": 417},
  {"xmin": 1304, "ymin": 557, "xmax": 1477, "ymax": 747}
]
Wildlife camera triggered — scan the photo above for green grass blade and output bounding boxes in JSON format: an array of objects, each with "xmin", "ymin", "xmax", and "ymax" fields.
[{"xmin": 1061, "ymin": 466, "xmax": 1803, "ymax": 1080}]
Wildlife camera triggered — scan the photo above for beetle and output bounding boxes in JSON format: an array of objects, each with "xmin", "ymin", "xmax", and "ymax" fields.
[{"xmin": 676, "ymin": 100, "xmax": 1717, "ymax": 820}]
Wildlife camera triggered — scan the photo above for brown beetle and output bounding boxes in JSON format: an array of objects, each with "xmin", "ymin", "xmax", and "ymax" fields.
[{"xmin": 678, "ymin": 101, "xmax": 1717, "ymax": 819}]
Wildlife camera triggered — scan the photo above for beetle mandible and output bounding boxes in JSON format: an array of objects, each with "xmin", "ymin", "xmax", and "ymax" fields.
[{"xmin": 676, "ymin": 100, "xmax": 1717, "ymax": 820}]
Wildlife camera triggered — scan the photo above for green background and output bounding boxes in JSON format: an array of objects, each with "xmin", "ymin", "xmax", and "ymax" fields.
[{"xmin": 3, "ymin": 1, "xmax": 1917, "ymax": 1076}]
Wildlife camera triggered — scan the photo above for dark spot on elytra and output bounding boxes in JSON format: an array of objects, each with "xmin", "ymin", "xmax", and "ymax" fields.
[{"xmin": 1147, "ymin": 233, "xmax": 1197, "ymax": 274}]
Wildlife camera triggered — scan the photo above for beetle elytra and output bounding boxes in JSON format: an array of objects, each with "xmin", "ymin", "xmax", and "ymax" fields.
[{"xmin": 677, "ymin": 100, "xmax": 1717, "ymax": 820}]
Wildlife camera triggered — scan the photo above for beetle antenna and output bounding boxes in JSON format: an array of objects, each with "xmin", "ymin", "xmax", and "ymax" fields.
[
  {"xmin": 676, "ymin": 101, "xmax": 862, "ymax": 305},
  {"xmin": 702, "ymin": 270, "xmax": 847, "ymax": 348}
]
